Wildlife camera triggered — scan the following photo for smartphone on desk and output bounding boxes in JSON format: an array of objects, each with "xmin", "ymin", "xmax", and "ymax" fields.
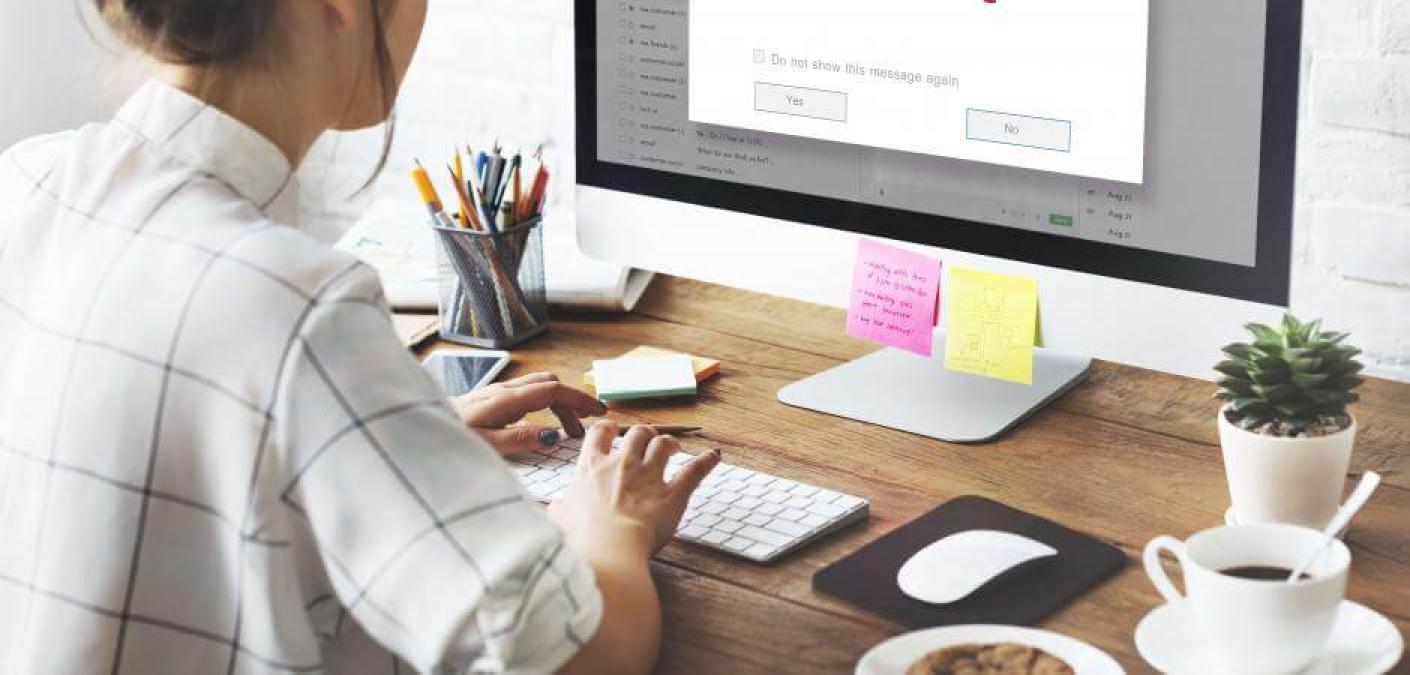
[{"xmin": 422, "ymin": 351, "xmax": 511, "ymax": 396}]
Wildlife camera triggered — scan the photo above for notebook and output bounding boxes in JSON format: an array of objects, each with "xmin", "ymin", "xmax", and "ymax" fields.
[{"xmin": 591, "ymin": 355, "xmax": 699, "ymax": 402}]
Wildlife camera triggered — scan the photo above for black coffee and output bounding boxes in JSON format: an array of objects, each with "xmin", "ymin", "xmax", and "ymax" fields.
[{"xmin": 1219, "ymin": 565, "xmax": 1310, "ymax": 581}]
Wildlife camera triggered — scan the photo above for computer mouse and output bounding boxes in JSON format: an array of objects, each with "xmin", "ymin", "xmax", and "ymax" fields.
[{"xmin": 897, "ymin": 529, "xmax": 1058, "ymax": 604}]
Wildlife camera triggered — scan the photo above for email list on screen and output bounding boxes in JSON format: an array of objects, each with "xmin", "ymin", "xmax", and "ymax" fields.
[{"xmin": 597, "ymin": 0, "xmax": 1267, "ymax": 267}]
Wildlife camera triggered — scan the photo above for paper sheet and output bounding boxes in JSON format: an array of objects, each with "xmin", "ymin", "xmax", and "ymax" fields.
[
  {"xmin": 846, "ymin": 239, "xmax": 943, "ymax": 356},
  {"xmin": 943, "ymin": 267, "xmax": 1039, "ymax": 385}
]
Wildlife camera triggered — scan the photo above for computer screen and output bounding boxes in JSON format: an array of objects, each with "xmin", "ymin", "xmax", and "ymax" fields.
[{"xmin": 577, "ymin": 0, "xmax": 1299, "ymax": 304}]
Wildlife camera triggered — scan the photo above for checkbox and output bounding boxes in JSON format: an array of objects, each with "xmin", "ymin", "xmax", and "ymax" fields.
[{"xmin": 753, "ymin": 49, "xmax": 766, "ymax": 64}]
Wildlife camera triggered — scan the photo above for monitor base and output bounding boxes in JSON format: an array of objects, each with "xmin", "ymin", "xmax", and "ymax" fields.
[{"xmin": 777, "ymin": 341, "xmax": 1092, "ymax": 443}]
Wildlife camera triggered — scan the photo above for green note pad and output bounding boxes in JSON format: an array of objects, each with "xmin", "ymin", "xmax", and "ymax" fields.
[{"xmin": 592, "ymin": 355, "xmax": 698, "ymax": 402}]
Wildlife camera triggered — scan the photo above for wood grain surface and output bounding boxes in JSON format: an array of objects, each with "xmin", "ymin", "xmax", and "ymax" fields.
[{"xmin": 421, "ymin": 275, "xmax": 1410, "ymax": 674}]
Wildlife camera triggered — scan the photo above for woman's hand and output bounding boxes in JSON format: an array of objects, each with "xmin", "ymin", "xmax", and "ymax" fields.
[
  {"xmin": 548, "ymin": 421, "xmax": 721, "ymax": 557},
  {"xmin": 452, "ymin": 373, "xmax": 607, "ymax": 455}
]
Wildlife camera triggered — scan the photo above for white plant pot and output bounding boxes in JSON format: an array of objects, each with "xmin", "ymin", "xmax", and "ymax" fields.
[{"xmin": 1217, "ymin": 406, "xmax": 1356, "ymax": 530}]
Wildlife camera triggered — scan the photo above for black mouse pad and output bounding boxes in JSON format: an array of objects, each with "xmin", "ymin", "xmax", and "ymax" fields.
[{"xmin": 813, "ymin": 495, "xmax": 1125, "ymax": 627}]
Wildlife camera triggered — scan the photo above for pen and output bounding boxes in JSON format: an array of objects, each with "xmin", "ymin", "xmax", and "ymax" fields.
[
  {"xmin": 614, "ymin": 425, "xmax": 702, "ymax": 437},
  {"xmin": 494, "ymin": 153, "xmax": 521, "ymax": 216}
]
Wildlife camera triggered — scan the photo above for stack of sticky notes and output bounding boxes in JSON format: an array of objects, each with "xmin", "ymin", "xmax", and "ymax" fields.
[
  {"xmin": 591, "ymin": 355, "xmax": 699, "ymax": 402},
  {"xmin": 587, "ymin": 346, "xmax": 721, "ymax": 402}
]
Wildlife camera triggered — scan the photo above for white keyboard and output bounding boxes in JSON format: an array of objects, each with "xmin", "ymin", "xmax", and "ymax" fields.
[{"xmin": 510, "ymin": 437, "xmax": 869, "ymax": 563}]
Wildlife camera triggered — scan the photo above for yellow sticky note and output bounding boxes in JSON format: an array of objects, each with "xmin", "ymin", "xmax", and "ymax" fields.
[{"xmin": 944, "ymin": 267, "xmax": 1039, "ymax": 385}]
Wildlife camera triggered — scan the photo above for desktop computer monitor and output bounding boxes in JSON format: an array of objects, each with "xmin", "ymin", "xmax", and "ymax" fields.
[{"xmin": 575, "ymin": 0, "xmax": 1301, "ymax": 442}]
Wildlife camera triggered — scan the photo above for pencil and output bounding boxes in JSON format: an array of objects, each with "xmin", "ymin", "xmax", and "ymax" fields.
[
  {"xmin": 447, "ymin": 165, "xmax": 479, "ymax": 231},
  {"xmin": 452, "ymin": 151, "xmax": 466, "ymax": 224},
  {"xmin": 412, "ymin": 160, "xmax": 457, "ymax": 230}
]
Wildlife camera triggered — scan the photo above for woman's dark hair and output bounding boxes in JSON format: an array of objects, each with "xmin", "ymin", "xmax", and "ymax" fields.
[{"xmin": 93, "ymin": 0, "xmax": 398, "ymax": 184}]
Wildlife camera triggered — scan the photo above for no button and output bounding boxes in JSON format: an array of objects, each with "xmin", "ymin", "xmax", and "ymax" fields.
[{"xmin": 966, "ymin": 109, "xmax": 1072, "ymax": 152}]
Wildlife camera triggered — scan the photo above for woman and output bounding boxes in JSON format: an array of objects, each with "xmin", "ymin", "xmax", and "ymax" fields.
[{"xmin": 0, "ymin": 1, "xmax": 719, "ymax": 673}]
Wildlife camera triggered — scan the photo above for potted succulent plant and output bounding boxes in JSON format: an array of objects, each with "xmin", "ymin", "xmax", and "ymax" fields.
[{"xmin": 1214, "ymin": 315, "xmax": 1364, "ymax": 529}]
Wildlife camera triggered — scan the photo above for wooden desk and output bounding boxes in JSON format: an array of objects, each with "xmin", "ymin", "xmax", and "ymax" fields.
[{"xmin": 422, "ymin": 276, "xmax": 1410, "ymax": 674}]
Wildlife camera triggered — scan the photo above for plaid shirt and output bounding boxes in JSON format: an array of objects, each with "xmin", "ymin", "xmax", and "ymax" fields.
[{"xmin": 0, "ymin": 81, "xmax": 601, "ymax": 675}]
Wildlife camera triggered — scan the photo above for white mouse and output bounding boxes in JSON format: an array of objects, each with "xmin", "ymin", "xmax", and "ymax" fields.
[{"xmin": 897, "ymin": 529, "xmax": 1058, "ymax": 604}]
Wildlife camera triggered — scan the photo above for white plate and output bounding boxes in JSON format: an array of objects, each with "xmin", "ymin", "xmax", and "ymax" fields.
[
  {"xmin": 1135, "ymin": 600, "xmax": 1404, "ymax": 675},
  {"xmin": 856, "ymin": 625, "xmax": 1124, "ymax": 675}
]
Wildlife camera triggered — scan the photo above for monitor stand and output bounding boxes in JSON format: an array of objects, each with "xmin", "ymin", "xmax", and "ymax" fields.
[{"xmin": 777, "ymin": 338, "xmax": 1092, "ymax": 443}]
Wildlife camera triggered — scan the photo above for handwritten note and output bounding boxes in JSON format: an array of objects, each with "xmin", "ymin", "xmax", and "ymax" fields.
[
  {"xmin": 846, "ymin": 239, "xmax": 942, "ymax": 356},
  {"xmin": 944, "ymin": 267, "xmax": 1039, "ymax": 385}
]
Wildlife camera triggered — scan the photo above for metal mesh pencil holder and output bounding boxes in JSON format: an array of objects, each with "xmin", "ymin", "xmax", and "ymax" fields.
[{"xmin": 434, "ymin": 217, "xmax": 548, "ymax": 348}]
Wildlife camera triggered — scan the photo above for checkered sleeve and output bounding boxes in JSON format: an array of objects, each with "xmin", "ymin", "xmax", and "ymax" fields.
[{"xmin": 274, "ymin": 264, "xmax": 603, "ymax": 674}]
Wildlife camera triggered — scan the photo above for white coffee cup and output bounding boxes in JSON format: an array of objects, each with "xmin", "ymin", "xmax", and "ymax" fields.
[{"xmin": 1143, "ymin": 523, "xmax": 1350, "ymax": 674}]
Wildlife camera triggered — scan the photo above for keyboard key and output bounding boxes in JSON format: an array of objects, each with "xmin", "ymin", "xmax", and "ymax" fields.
[
  {"xmin": 789, "ymin": 484, "xmax": 819, "ymax": 497},
  {"xmin": 724, "ymin": 537, "xmax": 753, "ymax": 552},
  {"xmin": 747, "ymin": 474, "xmax": 776, "ymax": 486},
  {"xmin": 700, "ymin": 502, "xmax": 728, "ymax": 515},
  {"xmin": 716, "ymin": 491, "xmax": 742, "ymax": 503},
  {"xmin": 697, "ymin": 488, "xmax": 720, "ymax": 499},
  {"xmin": 814, "ymin": 489, "xmax": 843, "ymax": 504},
  {"xmin": 525, "ymin": 469, "xmax": 556, "ymax": 482},
  {"xmin": 761, "ymin": 491, "xmax": 789, "ymax": 504},
  {"xmin": 808, "ymin": 502, "xmax": 846, "ymax": 518},
  {"xmin": 735, "ymin": 497, "xmax": 763, "ymax": 510},
  {"xmin": 679, "ymin": 525, "xmax": 708, "ymax": 540},
  {"xmin": 765, "ymin": 519, "xmax": 810, "ymax": 537},
  {"xmin": 741, "ymin": 485, "xmax": 768, "ymax": 498},
  {"xmin": 785, "ymin": 497, "xmax": 812, "ymax": 509},
  {"xmin": 770, "ymin": 478, "xmax": 798, "ymax": 491},
  {"xmin": 833, "ymin": 494, "xmax": 866, "ymax": 509},
  {"xmin": 702, "ymin": 531, "xmax": 730, "ymax": 545},
  {"xmin": 716, "ymin": 519, "xmax": 744, "ymax": 534},
  {"xmin": 738, "ymin": 526, "xmax": 789, "ymax": 546},
  {"xmin": 722, "ymin": 480, "xmax": 748, "ymax": 492},
  {"xmin": 800, "ymin": 514, "xmax": 827, "ymax": 528},
  {"xmin": 782, "ymin": 508, "xmax": 808, "ymax": 521},
  {"xmin": 746, "ymin": 543, "xmax": 779, "ymax": 560},
  {"xmin": 758, "ymin": 503, "xmax": 784, "ymax": 516},
  {"xmin": 724, "ymin": 508, "xmax": 751, "ymax": 521},
  {"xmin": 744, "ymin": 514, "xmax": 770, "ymax": 527},
  {"xmin": 693, "ymin": 515, "xmax": 722, "ymax": 528}
]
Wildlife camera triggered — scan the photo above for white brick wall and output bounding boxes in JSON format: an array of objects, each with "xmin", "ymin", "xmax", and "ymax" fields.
[
  {"xmin": 1295, "ymin": 0, "xmax": 1410, "ymax": 380},
  {"xmin": 292, "ymin": 0, "xmax": 1407, "ymax": 381}
]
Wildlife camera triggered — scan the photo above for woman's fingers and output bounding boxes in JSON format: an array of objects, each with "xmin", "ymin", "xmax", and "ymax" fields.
[
  {"xmin": 643, "ymin": 435, "xmax": 679, "ymax": 474},
  {"xmin": 580, "ymin": 420, "xmax": 619, "ymax": 465},
  {"xmin": 478, "ymin": 426, "xmax": 563, "ymax": 456},
  {"xmin": 669, "ymin": 449, "xmax": 722, "ymax": 505},
  {"xmin": 465, "ymin": 381, "xmax": 606, "ymax": 429},
  {"xmin": 551, "ymin": 402, "xmax": 587, "ymax": 439},
  {"xmin": 498, "ymin": 372, "xmax": 559, "ymax": 389},
  {"xmin": 618, "ymin": 425, "xmax": 657, "ymax": 470}
]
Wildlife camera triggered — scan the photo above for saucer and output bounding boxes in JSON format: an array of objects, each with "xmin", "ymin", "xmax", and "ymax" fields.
[
  {"xmin": 1135, "ymin": 600, "xmax": 1403, "ymax": 674},
  {"xmin": 857, "ymin": 624, "xmax": 1122, "ymax": 675}
]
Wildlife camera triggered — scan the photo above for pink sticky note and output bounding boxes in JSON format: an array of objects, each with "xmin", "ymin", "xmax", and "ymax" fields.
[{"xmin": 846, "ymin": 239, "xmax": 942, "ymax": 356}]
